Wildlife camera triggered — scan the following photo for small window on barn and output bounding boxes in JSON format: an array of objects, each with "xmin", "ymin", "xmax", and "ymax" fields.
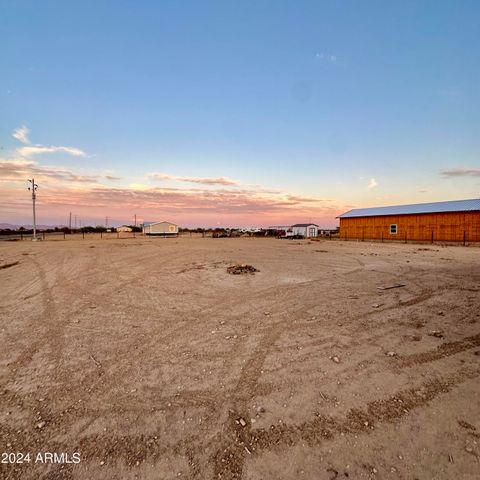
[
  {"xmin": 390, "ymin": 224, "xmax": 397, "ymax": 235},
  {"xmin": 169, "ymin": 225, "xmax": 175, "ymax": 232}
]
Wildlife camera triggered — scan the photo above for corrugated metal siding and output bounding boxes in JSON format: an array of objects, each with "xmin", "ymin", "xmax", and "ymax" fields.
[{"xmin": 338, "ymin": 199, "xmax": 480, "ymax": 218}]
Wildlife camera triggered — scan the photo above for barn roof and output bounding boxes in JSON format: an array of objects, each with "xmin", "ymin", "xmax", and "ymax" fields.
[{"xmin": 337, "ymin": 198, "xmax": 480, "ymax": 219}]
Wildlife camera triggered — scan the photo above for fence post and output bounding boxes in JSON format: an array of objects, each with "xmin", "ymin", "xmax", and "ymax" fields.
[
  {"xmin": 405, "ymin": 232, "xmax": 407, "ymax": 244},
  {"xmin": 82, "ymin": 231, "xmax": 85, "ymax": 239},
  {"xmin": 362, "ymin": 228, "xmax": 365, "ymax": 242},
  {"xmin": 464, "ymin": 231, "xmax": 466, "ymax": 246},
  {"xmin": 21, "ymin": 232, "xmax": 23, "ymax": 241},
  {"xmin": 431, "ymin": 231, "xmax": 434, "ymax": 244}
]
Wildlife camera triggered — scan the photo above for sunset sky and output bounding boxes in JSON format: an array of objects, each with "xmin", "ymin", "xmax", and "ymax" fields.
[{"xmin": 1, "ymin": 1, "xmax": 479, "ymax": 228}]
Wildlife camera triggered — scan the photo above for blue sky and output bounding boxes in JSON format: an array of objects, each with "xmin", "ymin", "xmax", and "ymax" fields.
[{"xmin": 1, "ymin": 0, "xmax": 479, "ymax": 227}]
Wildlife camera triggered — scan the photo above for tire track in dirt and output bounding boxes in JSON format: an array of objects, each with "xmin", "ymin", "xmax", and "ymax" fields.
[
  {"xmin": 22, "ymin": 246, "xmax": 215, "ymax": 424},
  {"xmin": 4, "ymin": 255, "xmax": 60, "ymax": 380},
  {"xmin": 2, "ymin": 242, "xmax": 476, "ymax": 478},
  {"xmin": 71, "ymin": 260, "xmax": 468, "ymax": 437},
  {"xmin": 205, "ymin": 320, "xmax": 480, "ymax": 479},
  {"xmin": 396, "ymin": 333, "xmax": 480, "ymax": 368},
  {"xmin": 207, "ymin": 367, "xmax": 479, "ymax": 480},
  {"xmin": 2, "ymin": 247, "xmax": 103, "ymax": 434},
  {"xmin": 2, "ymin": 241, "xmax": 477, "ymax": 479},
  {"xmin": 3, "ymin": 364, "xmax": 472, "ymax": 480},
  {"xmin": 71, "ymin": 253, "xmax": 330, "ymax": 416},
  {"xmin": 207, "ymin": 319, "xmax": 290, "ymax": 479},
  {"xmin": 15, "ymin": 303, "xmax": 475, "ymax": 456}
]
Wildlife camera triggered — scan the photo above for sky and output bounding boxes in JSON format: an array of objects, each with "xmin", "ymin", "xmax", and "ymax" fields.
[{"xmin": 1, "ymin": 0, "xmax": 479, "ymax": 228}]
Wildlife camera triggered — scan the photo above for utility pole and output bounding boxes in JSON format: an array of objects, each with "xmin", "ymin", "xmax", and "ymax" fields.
[
  {"xmin": 74, "ymin": 215, "xmax": 77, "ymax": 229},
  {"xmin": 105, "ymin": 216, "xmax": 109, "ymax": 228},
  {"xmin": 69, "ymin": 212, "xmax": 72, "ymax": 230},
  {"xmin": 134, "ymin": 214, "xmax": 137, "ymax": 228},
  {"xmin": 27, "ymin": 178, "xmax": 38, "ymax": 241}
]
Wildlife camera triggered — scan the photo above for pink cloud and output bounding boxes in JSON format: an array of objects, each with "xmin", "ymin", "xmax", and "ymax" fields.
[
  {"xmin": 0, "ymin": 184, "xmax": 344, "ymax": 228},
  {"xmin": 0, "ymin": 159, "xmax": 98, "ymax": 184},
  {"xmin": 148, "ymin": 172, "xmax": 238, "ymax": 186}
]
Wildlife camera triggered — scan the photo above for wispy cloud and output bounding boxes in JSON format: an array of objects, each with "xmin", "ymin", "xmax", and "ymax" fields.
[
  {"xmin": 0, "ymin": 172, "xmax": 345, "ymax": 227},
  {"xmin": 3, "ymin": 127, "xmax": 345, "ymax": 226},
  {"xmin": 12, "ymin": 126, "xmax": 86, "ymax": 158},
  {"xmin": 3, "ymin": 184, "xmax": 340, "ymax": 217},
  {"xmin": 440, "ymin": 168, "xmax": 480, "ymax": 177},
  {"xmin": 148, "ymin": 172, "xmax": 238, "ymax": 186},
  {"xmin": 12, "ymin": 125, "xmax": 31, "ymax": 144},
  {"xmin": 0, "ymin": 159, "xmax": 98, "ymax": 184},
  {"xmin": 315, "ymin": 52, "xmax": 337, "ymax": 63},
  {"xmin": 368, "ymin": 178, "xmax": 378, "ymax": 189},
  {"xmin": 286, "ymin": 194, "xmax": 327, "ymax": 203},
  {"xmin": 17, "ymin": 145, "xmax": 86, "ymax": 158}
]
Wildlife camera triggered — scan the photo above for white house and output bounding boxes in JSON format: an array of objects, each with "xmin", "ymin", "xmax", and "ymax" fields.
[
  {"xmin": 291, "ymin": 224, "xmax": 319, "ymax": 238},
  {"xmin": 143, "ymin": 221, "xmax": 179, "ymax": 236},
  {"xmin": 116, "ymin": 225, "xmax": 133, "ymax": 232}
]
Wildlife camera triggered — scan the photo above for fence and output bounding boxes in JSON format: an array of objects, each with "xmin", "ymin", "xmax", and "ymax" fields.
[
  {"xmin": 1, "ymin": 230, "xmax": 478, "ymax": 246},
  {"xmin": 336, "ymin": 231, "xmax": 477, "ymax": 246},
  {"xmin": 0, "ymin": 231, "xmax": 215, "ymax": 242}
]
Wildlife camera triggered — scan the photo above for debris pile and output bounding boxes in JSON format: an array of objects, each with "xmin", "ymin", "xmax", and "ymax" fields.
[{"xmin": 227, "ymin": 264, "xmax": 258, "ymax": 275}]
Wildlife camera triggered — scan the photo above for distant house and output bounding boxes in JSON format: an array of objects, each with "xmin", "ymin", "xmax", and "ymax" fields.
[
  {"xmin": 143, "ymin": 221, "xmax": 179, "ymax": 236},
  {"xmin": 291, "ymin": 224, "xmax": 319, "ymax": 238},
  {"xmin": 116, "ymin": 225, "xmax": 133, "ymax": 233}
]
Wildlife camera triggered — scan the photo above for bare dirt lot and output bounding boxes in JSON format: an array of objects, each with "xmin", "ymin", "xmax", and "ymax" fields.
[{"xmin": 0, "ymin": 237, "xmax": 479, "ymax": 480}]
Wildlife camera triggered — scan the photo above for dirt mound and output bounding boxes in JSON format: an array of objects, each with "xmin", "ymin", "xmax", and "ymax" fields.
[{"xmin": 227, "ymin": 264, "xmax": 258, "ymax": 275}]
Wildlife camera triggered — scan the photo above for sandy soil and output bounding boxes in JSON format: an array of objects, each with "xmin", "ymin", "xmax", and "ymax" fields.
[{"xmin": 0, "ymin": 237, "xmax": 479, "ymax": 480}]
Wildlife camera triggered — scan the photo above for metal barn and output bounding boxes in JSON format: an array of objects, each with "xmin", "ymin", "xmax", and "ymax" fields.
[{"xmin": 337, "ymin": 199, "xmax": 480, "ymax": 243}]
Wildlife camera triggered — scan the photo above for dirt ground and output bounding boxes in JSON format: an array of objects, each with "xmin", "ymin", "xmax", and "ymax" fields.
[{"xmin": 0, "ymin": 237, "xmax": 479, "ymax": 480}]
